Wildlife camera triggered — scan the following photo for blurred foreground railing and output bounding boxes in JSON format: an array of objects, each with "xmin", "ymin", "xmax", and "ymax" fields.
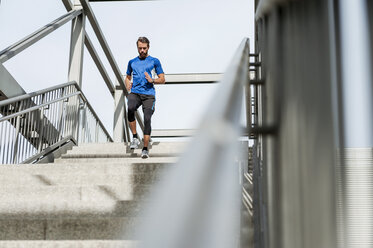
[
  {"xmin": 137, "ymin": 38, "xmax": 250, "ymax": 248},
  {"xmin": 0, "ymin": 81, "xmax": 112, "ymax": 164}
]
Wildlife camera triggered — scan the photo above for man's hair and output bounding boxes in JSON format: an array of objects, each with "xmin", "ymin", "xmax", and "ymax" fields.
[{"xmin": 137, "ymin": 37, "xmax": 150, "ymax": 47}]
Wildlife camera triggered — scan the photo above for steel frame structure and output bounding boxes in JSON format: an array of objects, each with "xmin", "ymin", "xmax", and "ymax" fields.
[{"xmin": 0, "ymin": 0, "xmax": 149, "ymax": 157}]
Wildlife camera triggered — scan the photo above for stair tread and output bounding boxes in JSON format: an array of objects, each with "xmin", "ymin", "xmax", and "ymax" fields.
[
  {"xmin": 0, "ymin": 184, "xmax": 153, "ymax": 202},
  {"xmin": 2, "ymin": 157, "xmax": 178, "ymax": 167},
  {"xmin": 0, "ymin": 240, "xmax": 139, "ymax": 248},
  {"xmin": 0, "ymin": 217, "xmax": 140, "ymax": 240},
  {"xmin": 0, "ymin": 200, "xmax": 147, "ymax": 218},
  {"xmin": 53, "ymin": 157, "xmax": 179, "ymax": 163}
]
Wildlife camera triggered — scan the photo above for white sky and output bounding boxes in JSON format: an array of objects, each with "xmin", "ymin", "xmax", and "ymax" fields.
[{"xmin": 0, "ymin": 0, "xmax": 255, "ymax": 136}]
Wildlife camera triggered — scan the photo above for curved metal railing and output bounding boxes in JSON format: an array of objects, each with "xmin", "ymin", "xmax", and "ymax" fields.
[{"xmin": 0, "ymin": 81, "xmax": 112, "ymax": 164}]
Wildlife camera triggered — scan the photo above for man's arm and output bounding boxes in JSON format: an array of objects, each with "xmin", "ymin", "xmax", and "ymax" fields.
[
  {"xmin": 125, "ymin": 75, "xmax": 132, "ymax": 91},
  {"xmin": 154, "ymin": 73, "xmax": 165, "ymax": 84},
  {"xmin": 144, "ymin": 72, "xmax": 166, "ymax": 84}
]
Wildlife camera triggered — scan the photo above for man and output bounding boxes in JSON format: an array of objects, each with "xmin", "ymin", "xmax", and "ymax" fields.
[{"xmin": 125, "ymin": 37, "xmax": 165, "ymax": 158}]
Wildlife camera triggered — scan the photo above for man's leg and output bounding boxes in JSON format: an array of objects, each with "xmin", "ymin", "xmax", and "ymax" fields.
[
  {"xmin": 129, "ymin": 120, "xmax": 137, "ymax": 136},
  {"xmin": 142, "ymin": 101, "xmax": 155, "ymax": 146},
  {"xmin": 127, "ymin": 93, "xmax": 142, "ymax": 149},
  {"xmin": 143, "ymin": 134, "xmax": 150, "ymax": 148},
  {"xmin": 141, "ymin": 95, "xmax": 155, "ymax": 158}
]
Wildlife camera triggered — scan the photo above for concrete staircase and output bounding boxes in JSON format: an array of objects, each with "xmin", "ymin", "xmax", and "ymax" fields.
[{"xmin": 0, "ymin": 142, "xmax": 185, "ymax": 248}]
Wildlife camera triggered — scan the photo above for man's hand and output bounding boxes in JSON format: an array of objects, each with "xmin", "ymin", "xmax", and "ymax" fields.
[
  {"xmin": 144, "ymin": 72, "xmax": 154, "ymax": 83},
  {"xmin": 125, "ymin": 75, "xmax": 133, "ymax": 91},
  {"xmin": 126, "ymin": 81, "xmax": 133, "ymax": 91}
]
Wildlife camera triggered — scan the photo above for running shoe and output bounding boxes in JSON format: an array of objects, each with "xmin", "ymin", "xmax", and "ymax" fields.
[
  {"xmin": 141, "ymin": 149, "xmax": 149, "ymax": 159},
  {"xmin": 129, "ymin": 138, "xmax": 140, "ymax": 149}
]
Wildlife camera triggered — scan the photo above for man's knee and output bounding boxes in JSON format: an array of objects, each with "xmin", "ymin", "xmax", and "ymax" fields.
[
  {"xmin": 128, "ymin": 103, "xmax": 137, "ymax": 113},
  {"xmin": 128, "ymin": 113, "xmax": 135, "ymax": 122},
  {"xmin": 127, "ymin": 105, "xmax": 137, "ymax": 122},
  {"xmin": 127, "ymin": 93, "xmax": 140, "ymax": 122}
]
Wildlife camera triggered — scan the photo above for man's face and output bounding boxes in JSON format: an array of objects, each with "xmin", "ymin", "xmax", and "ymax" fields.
[{"xmin": 137, "ymin": 42, "xmax": 149, "ymax": 59}]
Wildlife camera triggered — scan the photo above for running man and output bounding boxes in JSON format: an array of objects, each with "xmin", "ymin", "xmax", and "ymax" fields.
[{"xmin": 125, "ymin": 37, "xmax": 165, "ymax": 158}]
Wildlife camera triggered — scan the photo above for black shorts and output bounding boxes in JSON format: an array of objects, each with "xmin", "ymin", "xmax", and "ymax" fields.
[{"xmin": 128, "ymin": 92, "xmax": 156, "ymax": 113}]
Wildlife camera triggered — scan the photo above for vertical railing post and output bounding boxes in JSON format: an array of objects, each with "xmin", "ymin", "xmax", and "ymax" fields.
[
  {"xmin": 68, "ymin": 1, "xmax": 85, "ymax": 88},
  {"xmin": 114, "ymin": 83, "xmax": 130, "ymax": 142},
  {"xmin": 68, "ymin": 1, "xmax": 85, "ymax": 145},
  {"xmin": 123, "ymin": 95, "xmax": 130, "ymax": 142},
  {"xmin": 113, "ymin": 84, "xmax": 124, "ymax": 142},
  {"xmin": 57, "ymin": 87, "xmax": 65, "ymax": 141},
  {"xmin": 12, "ymin": 102, "xmax": 23, "ymax": 164},
  {"xmin": 78, "ymin": 101, "xmax": 87, "ymax": 143},
  {"xmin": 73, "ymin": 96, "xmax": 81, "ymax": 143},
  {"xmin": 95, "ymin": 119, "xmax": 99, "ymax": 143},
  {"xmin": 37, "ymin": 94, "xmax": 46, "ymax": 153}
]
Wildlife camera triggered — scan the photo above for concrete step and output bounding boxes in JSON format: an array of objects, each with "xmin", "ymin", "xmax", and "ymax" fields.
[
  {"xmin": 0, "ymin": 217, "xmax": 140, "ymax": 240},
  {"xmin": 53, "ymin": 157, "xmax": 178, "ymax": 164},
  {"xmin": 0, "ymin": 142, "xmax": 181, "ymax": 242},
  {"xmin": 0, "ymin": 200, "xmax": 145, "ymax": 218},
  {"xmin": 60, "ymin": 153, "xmax": 180, "ymax": 159},
  {"xmin": 69, "ymin": 144, "xmax": 186, "ymax": 152},
  {"xmin": 0, "ymin": 240, "xmax": 139, "ymax": 248},
  {"xmin": 67, "ymin": 142, "xmax": 187, "ymax": 154},
  {"xmin": 0, "ymin": 172, "xmax": 165, "ymax": 186},
  {"xmin": 75, "ymin": 142, "xmax": 186, "ymax": 149},
  {"xmin": 0, "ymin": 161, "xmax": 176, "ymax": 175},
  {"xmin": 0, "ymin": 185, "xmax": 152, "ymax": 202}
]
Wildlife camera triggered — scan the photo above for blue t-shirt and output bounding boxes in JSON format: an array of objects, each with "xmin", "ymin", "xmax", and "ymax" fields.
[{"xmin": 126, "ymin": 56, "xmax": 164, "ymax": 96}]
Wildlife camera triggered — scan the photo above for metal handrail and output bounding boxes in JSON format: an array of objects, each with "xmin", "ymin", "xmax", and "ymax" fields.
[
  {"xmin": 0, "ymin": 82, "xmax": 77, "ymax": 107},
  {"xmin": 0, "ymin": 81, "xmax": 111, "ymax": 141},
  {"xmin": 0, "ymin": 82, "xmax": 113, "ymax": 164},
  {"xmin": 0, "ymin": 92, "xmax": 81, "ymax": 122},
  {"xmin": 0, "ymin": 81, "xmax": 112, "ymax": 140},
  {"xmin": 0, "ymin": 9, "xmax": 82, "ymax": 63},
  {"xmin": 138, "ymin": 38, "xmax": 250, "ymax": 248}
]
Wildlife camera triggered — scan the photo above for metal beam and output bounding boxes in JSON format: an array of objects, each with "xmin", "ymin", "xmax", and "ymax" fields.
[
  {"xmin": 0, "ymin": 63, "xmax": 26, "ymax": 100},
  {"xmin": 61, "ymin": 0, "xmax": 115, "ymax": 96},
  {"xmin": 79, "ymin": 0, "xmax": 126, "ymax": 94},
  {"xmin": 151, "ymin": 129, "xmax": 196, "ymax": 138},
  {"xmin": 61, "ymin": 0, "xmax": 74, "ymax": 11},
  {"xmin": 79, "ymin": 0, "xmax": 144, "ymax": 131},
  {"xmin": 164, "ymin": 73, "xmax": 222, "ymax": 84},
  {"xmin": 84, "ymin": 33, "xmax": 115, "ymax": 96},
  {"xmin": 0, "ymin": 9, "xmax": 82, "ymax": 63},
  {"xmin": 68, "ymin": 4, "xmax": 86, "ymax": 87}
]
